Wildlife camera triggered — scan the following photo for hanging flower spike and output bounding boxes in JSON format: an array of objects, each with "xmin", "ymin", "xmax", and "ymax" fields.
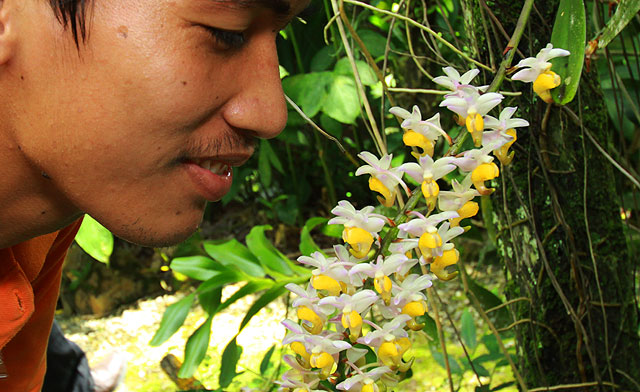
[
  {"xmin": 431, "ymin": 243, "xmax": 460, "ymax": 281},
  {"xmin": 433, "ymin": 66, "xmax": 482, "ymax": 93},
  {"xmin": 336, "ymin": 366, "xmax": 392, "ymax": 392},
  {"xmin": 484, "ymin": 107, "xmax": 530, "ymax": 165},
  {"xmin": 440, "ymin": 86, "xmax": 503, "ymax": 147},
  {"xmin": 329, "ymin": 200, "xmax": 387, "ymax": 259},
  {"xmin": 511, "ymin": 43, "xmax": 570, "ymax": 103},
  {"xmin": 355, "ymin": 152, "xmax": 412, "ymax": 208},
  {"xmin": 390, "ymin": 106, "xmax": 451, "ymax": 158},
  {"xmin": 401, "ymin": 155, "xmax": 458, "ymax": 211},
  {"xmin": 318, "ymin": 290, "xmax": 378, "ymax": 342}
]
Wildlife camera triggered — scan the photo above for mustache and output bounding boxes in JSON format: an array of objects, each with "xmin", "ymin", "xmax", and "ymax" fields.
[{"xmin": 179, "ymin": 131, "xmax": 256, "ymax": 161}]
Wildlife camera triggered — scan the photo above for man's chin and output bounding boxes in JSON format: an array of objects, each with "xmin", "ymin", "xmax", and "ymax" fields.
[{"xmin": 119, "ymin": 226, "xmax": 200, "ymax": 248}]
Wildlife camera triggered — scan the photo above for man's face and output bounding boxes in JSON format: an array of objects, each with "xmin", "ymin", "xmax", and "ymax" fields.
[{"xmin": 6, "ymin": 0, "xmax": 307, "ymax": 246}]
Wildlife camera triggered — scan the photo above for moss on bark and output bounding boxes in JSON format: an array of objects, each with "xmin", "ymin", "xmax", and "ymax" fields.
[{"xmin": 464, "ymin": 0, "xmax": 640, "ymax": 389}]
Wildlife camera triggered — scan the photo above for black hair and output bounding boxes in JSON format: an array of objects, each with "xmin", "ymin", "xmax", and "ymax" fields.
[{"xmin": 49, "ymin": 0, "xmax": 89, "ymax": 46}]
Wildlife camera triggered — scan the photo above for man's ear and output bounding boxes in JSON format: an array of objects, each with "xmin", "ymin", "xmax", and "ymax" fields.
[{"xmin": 0, "ymin": 0, "xmax": 17, "ymax": 65}]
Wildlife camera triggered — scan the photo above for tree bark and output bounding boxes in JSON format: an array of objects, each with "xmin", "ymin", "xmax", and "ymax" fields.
[{"xmin": 465, "ymin": 0, "xmax": 640, "ymax": 389}]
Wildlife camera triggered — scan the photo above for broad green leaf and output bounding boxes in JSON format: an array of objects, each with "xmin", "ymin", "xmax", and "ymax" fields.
[
  {"xmin": 150, "ymin": 292, "xmax": 196, "ymax": 346},
  {"xmin": 178, "ymin": 315, "xmax": 213, "ymax": 378},
  {"xmin": 300, "ymin": 217, "xmax": 329, "ymax": 256},
  {"xmin": 550, "ymin": 0, "xmax": 586, "ymax": 104},
  {"xmin": 219, "ymin": 337, "xmax": 243, "ymax": 388},
  {"xmin": 282, "ymin": 72, "xmax": 332, "ymax": 117},
  {"xmin": 467, "ymin": 277, "xmax": 510, "ymax": 328},
  {"xmin": 334, "ymin": 58, "xmax": 378, "ymax": 86},
  {"xmin": 357, "ymin": 30, "xmax": 391, "ymax": 59},
  {"xmin": 481, "ymin": 333, "xmax": 499, "ymax": 355},
  {"xmin": 196, "ymin": 271, "xmax": 243, "ymax": 296},
  {"xmin": 322, "ymin": 222, "xmax": 344, "ymax": 238},
  {"xmin": 461, "ymin": 309, "xmax": 477, "ymax": 351},
  {"xmin": 75, "ymin": 215, "xmax": 114, "ymax": 264},
  {"xmin": 430, "ymin": 348, "xmax": 463, "ymax": 374},
  {"xmin": 202, "ymin": 239, "xmax": 265, "ymax": 278},
  {"xmin": 597, "ymin": 0, "xmax": 640, "ymax": 50},
  {"xmin": 311, "ymin": 46, "xmax": 337, "ymax": 72},
  {"xmin": 320, "ymin": 113, "xmax": 343, "ymax": 138},
  {"xmin": 261, "ymin": 139, "xmax": 284, "ymax": 174},
  {"xmin": 246, "ymin": 225, "xmax": 293, "ymax": 275},
  {"xmin": 322, "ymin": 75, "xmax": 361, "ymax": 124},
  {"xmin": 239, "ymin": 283, "xmax": 287, "ymax": 332},
  {"xmin": 492, "ymin": 382, "xmax": 516, "ymax": 391},
  {"xmin": 418, "ymin": 313, "xmax": 439, "ymax": 346},
  {"xmin": 198, "ymin": 286, "xmax": 222, "ymax": 315},
  {"xmin": 470, "ymin": 360, "xmax": 490, "ymax": 377},
  {"xmin": 215, "ymin": 280, "xmax": 273, "ymax": 315},
  {"xmin": 259, "ymin": 345, "xmax": 276, "ymax": 375},
  {"xmin": 170, "ymin": 256, "xmax": 227, "ymax": 282},
  {"xmin": 258, "ymin": 141, "xmax": 272, "ymax": 187}
]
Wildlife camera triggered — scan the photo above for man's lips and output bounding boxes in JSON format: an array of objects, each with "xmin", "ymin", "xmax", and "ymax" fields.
[{"xmin": 183, "ymin": 154, "xmax": 252, "ymax": 201}]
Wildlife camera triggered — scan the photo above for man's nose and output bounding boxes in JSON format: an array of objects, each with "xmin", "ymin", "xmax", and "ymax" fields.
[{"xmin": 222, "ymin": 33, "xmax": 288, "ymax": 140}]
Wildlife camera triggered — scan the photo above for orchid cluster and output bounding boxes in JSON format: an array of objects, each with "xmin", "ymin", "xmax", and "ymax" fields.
[{"xmin": 278, "ymin": 44, "xmax": 566, "ymax": 392}]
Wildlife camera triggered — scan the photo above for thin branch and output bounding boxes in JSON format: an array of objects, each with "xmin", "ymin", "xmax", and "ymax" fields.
[{"xmin": 342, "ymin": 0, "xmax": 493, "ymax": 72}]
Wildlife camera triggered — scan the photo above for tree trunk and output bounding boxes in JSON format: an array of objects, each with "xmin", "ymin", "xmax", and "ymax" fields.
[{"xmin": 464, "ymin": 0, "xmax": 640, "ymax": 389}]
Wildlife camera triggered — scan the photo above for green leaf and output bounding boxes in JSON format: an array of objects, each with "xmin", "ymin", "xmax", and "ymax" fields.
[
  {"xmin": 470, "ymin": 360, "xmax": 490, "ymax": 377},
  {"xmin": 282, "ymin": 72, "xmax": 332, "ymax": 117},
  {"xmin": 150, "ymin": 293, "xmax": 196, "ymax": 346},
  {"xmin": 461, "ymin": 309, "xmax": 477, "ymax": 351},
  {"xmin": 334, "ymin": 58, "xmax": 378, "ymax": 86},
  {"xmin": 300, "ymin": 217, "xmax": 329, "ymax": 256},
  {"xmin": 215, "ymin": 280, "xmax": 274, "ymax": 315},
  {"xmin": 418, "ymin": 313, "xmax": 439, "ymax": 346},
  {"xmin": 311, "ymin": 46, "xmax": 337, "ymax": 72},
  {"xmin": 259, "ymin": 345, "xmax": 276, "ymax": 375},
  {"xmin": 196, "ymin": 271, "xmax": 243, "ymax": 297},
  {"xmin": 550, "ymin": 0, "xmax": 586, "ymax": 104},
  {"xmin": 258, "ymin": 141, "xmax": 272, "ymax": 187},
  {"xmin": 596, "ymin": 0, "xmax": 640, "ymax": 50},
  {"xmin": 322, "ymin": 75, "xmax": 361, "ymax": 124},
  {"xmin": 198, "ymin": 286, "xmax": 222, "ymax": 315},
  {"xmin": 357, "ymin": 30, "xmax": 391, "ymax": 59},
  {"xmin": 202, "ymin": 239, "xmax": 265, "ymax": 278},
  {"xmin": 430, "ymin": 348, "xmax": 463, "ymax": 374},
  {"xmin": 170, "ymin": 256, "xmax": 227, "ymax": 281},
  {"xmin": 261, "ymin": 139, "xmax": 284, "ymax": 174},
  {"xmin": 467, "ymin": 277, "xmax": 510, "ymax": 328},
  {"xmin": 178, "ymin": 315, "xmax": 213, "ymax": 378},
  {"xmin": 219, "ymin": 337, "xmax": 243, "ymax": 388},
  {"xmin": 74, "ymin": 215, "xmax": 114, "ymax": 264},
  {"xmin": 322, "ymin": 223, "xmax": 343, "ymax": 238},
  {"xmin": 492, "ymin": 382, "xmax": 516, "ymax": 391},
  {"xmin": 481, "ymin": 333, "xmax": 499, "ymax": 355},
  {"xmin": 239, "ymin": 283, "xmax": 287, "ymax": 332},
  {"xmin": 245, "ymin": 225, "xmax": 293, "ymax": 275}
]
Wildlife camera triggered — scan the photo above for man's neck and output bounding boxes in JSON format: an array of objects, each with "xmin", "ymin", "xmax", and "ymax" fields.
[{"xmin": 0, "ymin": 132, "xmax": 81, "ymax": 249}]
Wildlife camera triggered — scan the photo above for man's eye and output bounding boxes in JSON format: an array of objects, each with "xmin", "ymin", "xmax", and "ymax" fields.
[{"xmin": 203, "ymin": 27, "xmax": 245, "ymax": 49}]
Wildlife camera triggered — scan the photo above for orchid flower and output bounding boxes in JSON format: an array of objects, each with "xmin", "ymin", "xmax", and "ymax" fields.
[
  {"xmin": 401, "ymin": 155, "xmax": 458, "ymax": 211},
  {"xmin": 390, "ymin": 106, "xmax": 451, "ymax": 157},
  {"xmin": 438, "ymin": 177, "xmax": 480, "ymax": 229},
  {"xmin": 349, "ymin": 254, "xmax": 408, "ymax": 305},
  {"xmin": 512, "ymin": 43, "xmax": 570, "ymax": 103},
  {"xmin": 355, "ymin": 152, "xmax": 413, "ymax": 208},
  {"xmin": 336, "ymin": 366, "xmax": 392, "ymax": 392},
  {"xmin": 319, "ymin": 290, "xmax": 378, "ymax": 342},
  {"xmin": 440, "ymin": 86, "xmax": 504, "ymax": 147},
  {"xmin": 329, "ymin": 200, "xmax": 387, "ymax": 259},
  {"xmin": 483, "ymin": 107, "xmax": 529, "ymax": 165},
  {"xmin": 392, "ymin": 274, "xmax": 433, "ymax": 330},
  {"xmin": 433, "ymin": 67, "xmax": 481, "ymax": 92},
  {"xmin": 298, "ymin": 251, "xmax": 350, "ymax": 297}
]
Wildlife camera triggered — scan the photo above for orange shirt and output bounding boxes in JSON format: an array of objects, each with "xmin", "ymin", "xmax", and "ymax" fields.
[{"xmin": 0, "ymin": 221, "xmax": 82, "ymax": 392}]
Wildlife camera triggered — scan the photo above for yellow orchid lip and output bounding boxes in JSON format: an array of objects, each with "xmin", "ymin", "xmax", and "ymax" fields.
[
  {"xmin": 312, "ymin": 274, "xmax": 343, "ymax": 297},
  {"xmin": 297, "ymin": 306, "xmax": 324, "ymax": 335},
  {"xmin": 403, "ymin": 130, "xmax": 435, "ymax": 157},
  {"xmin": 450, "ymin": 200, "xmax": 480, "ymax": 228},
  {"xmin": 421, "ymin": 179, "xmax": 439, "ymax": 211},
  {"xmin": 493, "ymin": 128, "xmax": 517, "ymax": 166},
  {"xmin": 465, "ymin": 111, "xmax": 484, "ymax": 147},
  {"xmin": 343, "ymin": 226, "xmax": 374, "ymax": 259},
  {"xmin": 533, "ymin": 70, "xmax": 561, "ymax": 103},
  {"xmin": 471, "ymin": 162, "xmax": 500, "ymax": 195},
  {"xmin": 431, "ymin": 247, "xmax": 459, "ymax": 281},
  {"xmin": 369, "ymin": 176, "xmax": 396, "ymax": 207}
]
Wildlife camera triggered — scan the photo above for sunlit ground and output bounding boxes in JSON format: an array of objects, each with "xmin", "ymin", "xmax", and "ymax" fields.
[{"xmin": 58, "ymin": 283, "xmax": 517, "ymax": 392}]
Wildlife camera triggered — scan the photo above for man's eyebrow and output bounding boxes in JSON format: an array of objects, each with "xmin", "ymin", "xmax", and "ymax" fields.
[{"xmin": 215, "ymin": 0, "xmax": 292, "ymax": 16}]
